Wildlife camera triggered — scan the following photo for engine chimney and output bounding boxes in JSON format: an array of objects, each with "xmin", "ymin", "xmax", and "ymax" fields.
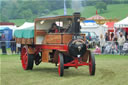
[{"xmin": 73, "ymin": 12, "xmax": 81, "ymax": 33}]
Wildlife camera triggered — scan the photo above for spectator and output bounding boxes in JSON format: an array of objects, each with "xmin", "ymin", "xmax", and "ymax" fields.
[
  {"xmin": 94, "ymin": 45, "xmax": 101, "ymax": 54},
  {"xmin": 125, "ymin": 32, "xmax": 128, "ymax": 41},
  {"xmin": 105, "ymin": 32, "xmax": 109, "ymax": 41},
  {"xmin": 0, "ymin": 35, "xmax": 1, "ymax": 48},
  {"xmin": 118, "ymin": 32, "xmax": 126, "ymax": 54},
  {"xmin": 10, "ymin": 37, "xmax": 16, "ymax": 54},
  {"xmin": 111, "ymin": 32, "xmax": 114, "ymax": 41},
  {"xmin": 113, "ymin": 34, "xmax": 119, "ymax": 44},
  {"xmin": 125, "ymin": 32, "xmax": 127, "ymax": 39},
  {"xmin": 126, "ymin": 34, "xmax": 128, "ymax": 41},
  {"xmin": 17, "ymin": 43, "xmax": 21, "ymax": 54},
  {"xmin": 0, "ymin": 34, "xmax": 7, "ymax": 54},
  {"xmin": 100, "ymin": 34, "xmax": 105, "ymax": 54},
  {"xmin": 113, "ymin": 34, "xmax": 119, "ymax": 54}
]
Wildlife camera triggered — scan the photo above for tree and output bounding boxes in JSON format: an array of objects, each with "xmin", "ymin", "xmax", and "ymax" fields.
[
  {"xmin": 0, "ymin": 0, "xmax": 72, "ymax": 21},
  {"xmin": 21, "ymin": 9, "xmax": 33, "ymax": 21},
  {"xmin": 0, "ymin": 15, "xmax": 9, "ymax": 22},
  {"xmin": 95, "ymin": 2, "xmax": 107, "ymax": 13}
]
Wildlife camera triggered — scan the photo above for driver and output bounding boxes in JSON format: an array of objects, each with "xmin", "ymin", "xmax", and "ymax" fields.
[
  {"xmin": 48, "ymin": 23, "xmax": 59, "ymax": 33},
  {"xmin": 64, "ymin": 19, "xmax": 72, "ymax": 32}
]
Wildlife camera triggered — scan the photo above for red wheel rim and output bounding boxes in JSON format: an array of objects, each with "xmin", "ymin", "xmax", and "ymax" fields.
[
  {"xmin": 58, "ymin": 55, "xmax": 60, "ymax": 76},
  {"xmin": 89, "ymin": 55, "xmax": 92, "ymax": 75},
  {"xmin": 21, "ymin": 47, "xmax": 28, "ymax": 70}
]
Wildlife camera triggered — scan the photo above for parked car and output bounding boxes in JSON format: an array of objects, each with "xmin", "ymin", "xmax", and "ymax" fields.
[{"xmin": 81, "ymin": 31, "xmax": 100, "ymax": 48}]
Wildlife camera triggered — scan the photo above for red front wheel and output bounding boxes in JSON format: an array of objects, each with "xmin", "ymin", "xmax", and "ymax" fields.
[
  {"xmin": 58, "ymin": 53, "xmax": 64, "ymax": 77},
  {"xmin": 21, "ymin": 46, "xmax": 34, "ymax": 70},
  {"xmin": 89, "ymin": 53, "xmax": 95, "ymax": 75}
]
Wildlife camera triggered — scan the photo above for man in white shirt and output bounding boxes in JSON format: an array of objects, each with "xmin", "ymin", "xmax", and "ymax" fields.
[{"xmin": 118, "ymin": 32, "xmax": 126, "ymax": 54}]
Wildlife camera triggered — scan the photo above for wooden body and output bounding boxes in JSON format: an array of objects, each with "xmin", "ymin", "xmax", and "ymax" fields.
[
  {"xmin": 43, "ymin": 33, "xmax": 85, "ymax": 44},
  {"xmin": 15, "ymin": 15, "xmax": 86, "ymax": 62},
  {"xmin": 15, "ymin": 38, "xmax": 34, "ymax": 44},
  {"xmin": 15, "ymin": 33, "xmax": 85, "ymax": 45},
  {"xmin": 15, "ymin": 33, "xmax": 86, "ymax": 62}
]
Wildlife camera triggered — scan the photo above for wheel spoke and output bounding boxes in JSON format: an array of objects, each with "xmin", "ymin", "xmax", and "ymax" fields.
[
  {"xmin": 21, "ymin": 47, "xmax": 28, "ymax": 70},
  {"xmin": 23, "ymin": 52, "xmax": 28, "ymax": 65}
]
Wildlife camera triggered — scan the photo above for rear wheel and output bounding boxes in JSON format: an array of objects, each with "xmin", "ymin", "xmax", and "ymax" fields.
[
  {"xmin": 58, "ymin": 53, "xmax": 64, "ymax": 77},
  {"xmin": 21, "ymin": 46, "xmax": 34, "ymax": 70},
  {"xmin": 89, "ymin": 53, "xmax": 95, "ymax": 75}
]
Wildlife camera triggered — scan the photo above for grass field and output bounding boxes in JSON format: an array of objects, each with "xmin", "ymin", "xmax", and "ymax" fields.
[
  {"xmin": 9, "ymin": 19, "xmax": 33, "ymax": 26},
  {"xmin": 9, "ymin": 4, "xmax": 128, "ymax": 26},
  {"xmin": 49, "ymin": 4, "xmax": 128, "ymax": 19},
  {"xmin": 0, "ymin": 54, "xmax": 128, "ymax": 85}
]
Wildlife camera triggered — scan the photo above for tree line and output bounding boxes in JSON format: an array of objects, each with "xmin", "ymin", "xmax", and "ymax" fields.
[{"xmin": 0, "ymin": 0, "xmax": 71, "ymax": 22}]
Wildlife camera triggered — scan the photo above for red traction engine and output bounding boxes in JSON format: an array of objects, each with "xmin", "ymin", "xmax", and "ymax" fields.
[{"xmin": 17, "ymin": 12, "xmax": 95, "ymax": 77}]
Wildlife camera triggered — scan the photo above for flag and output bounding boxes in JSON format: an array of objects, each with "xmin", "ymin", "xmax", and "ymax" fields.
[
  {"xmin": 64, "ymin": 0, "xmax": 67, "ymax": 15},
  {"xmin": 96, "ymin": 10, "xmax": 98, "ymax": 15}
]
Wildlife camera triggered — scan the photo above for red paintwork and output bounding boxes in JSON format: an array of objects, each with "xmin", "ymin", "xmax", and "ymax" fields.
[
  {"xmin": 35, "ymin": 45, "xmax": 90, "ymax": 68},
  {"xmin": 35, "ymin": 44, "xmax": 68, "ymax": 52},
  {"xmin": 32, "ymin": 44, "xmax": 92, "ymax": 75},
  {"xmin": 21, "ymin": 47, "xmax": 28, "ymax": 70},
  {"xmin": 0, "ymin": 22, "xmax": 15, "ymax": 25},
  {"xmin": 64, "ymin": 57, "xmax": 89, "ymax": 69}
]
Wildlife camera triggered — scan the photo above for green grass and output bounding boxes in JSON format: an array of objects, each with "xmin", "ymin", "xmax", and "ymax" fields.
[
  {"xmin": 0, "ymin": 48, "xmax": 12, "ymax": 55},
  {"xmin": 9, "ymin": 19, "xmax": 26, "ymax": 26},
  {"xmin": 1, "ymin": 54, "xmax": 128, "ymax": 85},
  {"xmin": 49, "ymin": 4, "xmax": 128, "ymax": 20},
  {"xmin": 9, "ymin": 19, "xmax": 33, "ymax": 26},
  {"xmin": 9, "ymin": 4, "xmax": 128, "ymax": 26}
]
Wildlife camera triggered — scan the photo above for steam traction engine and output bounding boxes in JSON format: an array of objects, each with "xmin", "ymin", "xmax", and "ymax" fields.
[{"xmin": 16, "ymin": 12, "xmax": 95, "ymax": 77}]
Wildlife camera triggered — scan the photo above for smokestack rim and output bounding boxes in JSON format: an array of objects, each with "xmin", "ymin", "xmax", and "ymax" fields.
[{"xmin": 73, "ymin": 12, "xmax": 81, "ymax": 17}]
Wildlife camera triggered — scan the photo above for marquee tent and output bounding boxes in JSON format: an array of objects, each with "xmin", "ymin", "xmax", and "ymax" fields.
[
  {"xmin": 0, "ymin": 27, "xmax": 12, "ymax": 48},
  {"xmin": 0, "ymin": 22, "xmax": 17, "ymax": 36},
  {"xmin": 103, "ymin": 22, "xmax": 115, "ymax": 32},
  {"xmin": 87, "ymin": 14, "xmax": 106, "ymax": 20},
  {"xmin": 81, "ymin": 20, "xmax": 99, "ymax": 28},
  {"xmin": 17, "ymin": 22, "xmax": 34, "ymax": 29},
  {"xmin": 14, "ymin": 26, "xmax": 34, "ymax": 38},
  {"xmin": 114, "ymin": 17, "xmax": 128, "ymax": 32},
  {"xmin": 114, "ymin": 17, "xmax": 128, "ymax": 28},
  {"xmin": 80, "ymin": 20, "xmax": 107, "ymax": 37},
  {"xmin": 14, "ymin": 22, "xmax": 34, "ymax": 38}
]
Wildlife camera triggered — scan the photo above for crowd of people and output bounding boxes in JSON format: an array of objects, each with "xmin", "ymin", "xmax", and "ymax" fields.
[
  {"xmin": 99, "ymin": 31, "xmax": 128, "ymax": 55},
  {"xmin": 0, "ymin": 34, "xmax": 21, "ymax": 55},
  {"xmin": 1, "ymin": 23, "xmax": 128, "ymax": 55},
  {"xmin": 0, "ymin": 34, "xmax": 7, "ymax": 54}
]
